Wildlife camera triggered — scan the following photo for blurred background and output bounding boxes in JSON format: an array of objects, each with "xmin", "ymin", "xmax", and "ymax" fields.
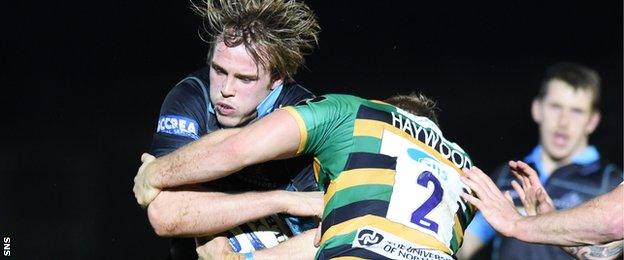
[{"xmin": 2, "ymin": 0, "xmax": 622, "ymax": 259}]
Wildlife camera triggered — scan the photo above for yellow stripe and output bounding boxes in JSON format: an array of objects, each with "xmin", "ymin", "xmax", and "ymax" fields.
[
  {"xmin": 281, "ymin": 107, "xmax": 308, "ymax": 155},
  {"xmin": 324, "ymin": 169, "xmax": 395, "ymax": 204},
  {"xmin": 353, "ymin": 119, "xmax": 465, "ymax": 177},
  {"xmin": 453, "ymin": 214, "xmax": 464, "ymax": 246},
  {"xmin": 313, "ymin": 157, "xmax": 321, "ymax": 183},
  {"xmin": 353, "ymin": 119, "xmax": 384, "ymax": 138},
  {"xmin": 321, "ymin": 215, "xmax": 450, "ymax": 254}
]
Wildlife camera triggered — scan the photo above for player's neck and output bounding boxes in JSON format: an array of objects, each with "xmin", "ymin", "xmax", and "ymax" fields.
[{"xmin": 540, "ymin": 143, "xmax": 589, "ymax": 177}]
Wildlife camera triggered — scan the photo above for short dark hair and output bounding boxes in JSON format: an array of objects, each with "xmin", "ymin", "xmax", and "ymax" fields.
[
  {"xmin": 194, "ymin": 0, "xmax": 320, "ymax": 81},
  {"xmin": 384, "ymin": 93, "xmax": 440, "ymax": 126},
  {"xmin": 538, "ymin": 62, "xmax": 601, "ymax": 110}
]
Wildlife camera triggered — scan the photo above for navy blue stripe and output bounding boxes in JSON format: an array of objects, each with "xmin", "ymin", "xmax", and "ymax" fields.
[
  {"xmin": 344, "ymin": 152, "xmax": 397, "ymax": 171},
  {"xmin": 322, "ymin": 200, "xmax": 389, "ymax": 236},
  {"xmin": 356, "ymin": 105, "xmax": 393, "ymax": 124},
  {"xmin": 318, "ymin": 245, "xmax": 388, "ymax": 260}
]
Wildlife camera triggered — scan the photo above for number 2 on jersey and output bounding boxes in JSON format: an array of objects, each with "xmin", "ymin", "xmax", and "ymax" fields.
[{"xmin": 408, "ymin": 150, "xmax": 444, "ymax": 233}]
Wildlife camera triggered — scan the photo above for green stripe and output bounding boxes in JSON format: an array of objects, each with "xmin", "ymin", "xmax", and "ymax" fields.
[
  {"xmin": 353, "ymin": 136, "xmax": 381, "ymax": 154},
  {"xmin": 323, "ymin": 184, "xmax": 393, "ymax": 219},
  {"xmin": 318, "ymin": 230, "xmax": 357, "ymax": 254}
]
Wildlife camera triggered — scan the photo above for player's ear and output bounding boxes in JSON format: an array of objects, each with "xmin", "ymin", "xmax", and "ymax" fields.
[
  {"xmin": 584, "ymin": 111, "xmax": 601, "ymax": 134},
  {"xmin": 531, "ymin": 99, "xmax": 542, "ymax": 124},
  {"xmin": 270, "ymin": 78, "xmax": 284, "ymax": 91}
]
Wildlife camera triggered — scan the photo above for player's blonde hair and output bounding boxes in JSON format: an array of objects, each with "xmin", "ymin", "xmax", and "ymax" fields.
[{"xmin": 194, "ymin": 0, "xmax": 320, "ymax": 81}]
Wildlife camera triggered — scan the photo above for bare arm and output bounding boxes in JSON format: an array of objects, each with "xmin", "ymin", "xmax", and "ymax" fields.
[
  {"xmin": 509, "ymin": 161, "xmax": 623, "ymax": 259},
  {"xmin": 147, "ymin": 186, "xmax": 322, "ymax": 237},
  {"xmin": 133, "ymin": 110, "xmax": 302, "ymax": 207},
  {"xmin": 196, "ymin": 229, "xmax": 318, "ymax": 260},
  {"xmin": 512, "ymin": 185, "xmax": 624, "ymax": 246},
  {"xmin": 562, "ymin": 240, "xmax": 623, "ymax": 260},
  {"xmin": 149, "ymin": 110, "xmax": 300, "ymax": 188},
  {"xmin": 461, "ymin": 166, "xmax": 624, "ymax": 246}
]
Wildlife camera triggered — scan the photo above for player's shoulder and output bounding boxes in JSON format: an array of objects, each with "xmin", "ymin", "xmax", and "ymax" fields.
[{"xmin": 277, "ymin": 82, "xmax": 315, "ymax": 106}]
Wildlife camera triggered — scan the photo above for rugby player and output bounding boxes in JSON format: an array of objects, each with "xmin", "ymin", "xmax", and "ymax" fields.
[
  {"xmin": 135, "ymin": 93, "xmax": 478, "ymax": 259},
  {"xmin": 459, "ymin": 62, "xmax": 623, "ymax": 260},
  {"xmin": 142, "ymin": 0, "xmax": 321, "ymax": 259}
]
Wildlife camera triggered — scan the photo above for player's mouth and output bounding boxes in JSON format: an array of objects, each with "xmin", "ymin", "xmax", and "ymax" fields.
[
  {"xmin": 216, "ymin": 102, "xmax": 235, "ymax": 116},
  {"xmin": 552, "ymin": 132, "xmax": 569, "ymax": 148}
]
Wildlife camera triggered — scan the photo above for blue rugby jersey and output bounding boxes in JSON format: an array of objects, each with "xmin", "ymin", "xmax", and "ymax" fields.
[
  {"xmin": 149, "ymin": 67, "xmax": 318, "ymax": 260},
  {"xmin": 466, "ymin": 145, "xmax": 623, "ymax": 260}
]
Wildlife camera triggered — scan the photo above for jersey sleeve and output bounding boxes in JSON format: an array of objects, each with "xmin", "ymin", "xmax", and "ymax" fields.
[
  {"xmin": 149, "ymin": 77, "xmax": 209, "ymax": 157},
  {"xmin": 282, "ymin": 95, "xmax": 355, "ymax": 156}
]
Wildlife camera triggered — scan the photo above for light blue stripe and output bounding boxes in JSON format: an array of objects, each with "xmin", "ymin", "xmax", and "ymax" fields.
[{"xmin": 255, "ymin": 84, "xmax": 283, "ymax": 119}]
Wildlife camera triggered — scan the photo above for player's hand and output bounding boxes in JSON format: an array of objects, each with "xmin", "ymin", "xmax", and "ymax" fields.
[
  {"xmin": 314, "ymin": 222, "xmax": 322, "ymax": 247},
  {"xmin": 196, "ymin": 237, "xmax": 243, "ymax": 260},
  {"xmin": 460, "ymin": 166, "xmax": 521, "ymax": 238},
  {"xmin": 284, "ymin": 191, "xmax": 324, "ymax": 217},
  {"xmin": 133, "ymin": 153, "xmax": 161, "ymax": 208},
  {"xmin": 509, "ymin": 160, "xmax": 555, "ymax": 214}
]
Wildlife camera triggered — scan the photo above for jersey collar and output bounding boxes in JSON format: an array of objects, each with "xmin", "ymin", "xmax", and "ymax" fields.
[{"xmin": 524, "ymin": 145, "xmax": 600, "ymax": 182}]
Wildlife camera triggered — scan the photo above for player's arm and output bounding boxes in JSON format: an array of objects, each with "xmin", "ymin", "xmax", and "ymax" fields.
[
  {"xmin": 148, "ymin": 186, "xmax": 322, "ymax": 237},
  {"xmin": 134, "ymin": 110, "xmax": 301, "ymax": 206},
  {"xmin": 561, "ymin": 240, "xmax": 623, "ymax": 260},
  {"xmin": 154, "ymin": 109, "xmax": 299, "ymax": 186},
  {"xmin": 196, "ymin": 229, "xmax": 319, "ymax": 260},
  {"xmin": 461, "ymin": 167, "xmax": 624, "ymax": 246}
]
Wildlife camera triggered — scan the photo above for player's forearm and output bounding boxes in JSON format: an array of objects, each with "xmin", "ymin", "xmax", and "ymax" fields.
[
  {"xmin": 148, "ymin": 189, "xmax": 289, "ymax": 237},
  {"xmin": 149, "ymin": 128, "xmax": 244, "ymax": 188},
  {"xmin": 513, "ymin": 187, "xmax": 624, "ymax": 246},
  {"xmin": 562, "ymin": 240, "xmax": 624, "ymax": 260},
  {"xmin": 252, "ymin": 229, "xmax": 318, "ymax": 260}
]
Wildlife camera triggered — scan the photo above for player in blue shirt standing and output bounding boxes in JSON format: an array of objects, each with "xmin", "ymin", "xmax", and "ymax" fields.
[{"xmin": 459, "ymin": 63, "xmax": 623, "ymax": 260}]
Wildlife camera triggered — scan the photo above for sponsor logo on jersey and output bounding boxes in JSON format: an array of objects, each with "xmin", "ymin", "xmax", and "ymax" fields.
[
  {"xmin": 156, "ymin": 115, "xmax": 199, "ymax": 139},
  {"xmin": 353, "ymin": 227, "xmax": 453, "ymax": 260},
  {"xmin": 357, "ymin": 229, "xmax": 384, "ymax": 246}
]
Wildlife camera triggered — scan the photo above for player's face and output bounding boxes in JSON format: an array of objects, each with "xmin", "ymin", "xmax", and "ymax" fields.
[
  {"xmin": 532, "ymin": 79, "xmax": 600, "ymax": 163},
  {"xmin": 209, "ymin": 41, "xmax": 282, "ymax": 127}
]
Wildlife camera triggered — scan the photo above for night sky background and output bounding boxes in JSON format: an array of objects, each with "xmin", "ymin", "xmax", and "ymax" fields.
[{"xmin": 3, "ymin": 0, "xmax": 622, "ymax": 259}]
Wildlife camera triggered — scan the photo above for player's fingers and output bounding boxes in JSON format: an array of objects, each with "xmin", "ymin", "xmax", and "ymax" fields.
[
  {"xmin": 469, "ymin": 166, "xmax": 503, "ymax": 200},
  {"xmin": 503, "ymin": 191, "xmax": 514, "ymax": 204},
  {"xmin": 314, "ymin": 222, "xmax": 323, "ymax": 247},
  {"xmin": 460, "ymin": 193, "xmax": 483, "ymax": 211},
  {"xmin": 510, "ymin": 180, "xmax": 525, "ymax": 203},
  {"xmin": 517, "ymin": 161, "xmax": 540, "ymax": 185},
  {"xmin": 141, "ymin": 153, "xmax": 155, "ymax": 163},
  {"xmin": 461, "ymin": 170, "xmax": 495, "ymax": 202}
]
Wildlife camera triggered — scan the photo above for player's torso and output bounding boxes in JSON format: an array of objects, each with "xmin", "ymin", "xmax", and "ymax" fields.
[{"xmin": 307, "ymin": 95, "xmax": 475, "ymax": 259}]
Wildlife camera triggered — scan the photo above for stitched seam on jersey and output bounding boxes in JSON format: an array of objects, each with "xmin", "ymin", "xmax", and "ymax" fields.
[{"xmin": 185, "ymin": 76, "xmax": 212, "ymax": 130}]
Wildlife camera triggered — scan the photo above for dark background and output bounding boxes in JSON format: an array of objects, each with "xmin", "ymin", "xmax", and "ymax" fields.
[{"xmin": 3, "ymin": 0, "xmax": 622, "ymax": 259}]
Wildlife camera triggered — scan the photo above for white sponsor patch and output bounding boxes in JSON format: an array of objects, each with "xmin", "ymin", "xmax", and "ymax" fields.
[
  {"xmin": 156, "ymin": 115, "xmax": 199, "ymax": 139},
  {"xmin": 352, "ymin": 227, "xmax": 453, "ymax": 260}
]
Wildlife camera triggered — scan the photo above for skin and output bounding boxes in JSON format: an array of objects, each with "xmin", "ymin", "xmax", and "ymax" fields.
[
  {"xmin": 140, "ymin": 42, "xmax": 319, "ymax": 257},
  {"xmin": 458, "ymin": 79, "xmax": 602, "ymax": 259},
  {"xmin": 209, "ymin": 41, "xmax": 283, "ymax": 127},
  {"xmin": 460, "ymin": 163, "xmax": 624, "ymax": 247},
  {"xmin": 532, "ymin": 79, "xmax": 600, "ymax": 175},
  {"xmin": 134, "ymin": 109, "xmax": 319, "ymax": 257}
]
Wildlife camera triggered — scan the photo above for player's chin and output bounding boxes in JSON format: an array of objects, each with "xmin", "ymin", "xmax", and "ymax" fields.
[{"xmin": 216, "ymin": 115, "xmax": 243, "ymax": 127}]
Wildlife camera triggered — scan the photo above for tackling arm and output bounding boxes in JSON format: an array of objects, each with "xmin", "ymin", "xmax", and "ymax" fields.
[{"xmin": 147, "ymin": 109, "xmax": 301, "ymax": 188}]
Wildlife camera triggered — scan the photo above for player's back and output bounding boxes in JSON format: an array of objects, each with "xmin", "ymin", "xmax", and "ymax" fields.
[{"xmin": 285, "ymin": 94, "xmax": 476, "ymax": 259}]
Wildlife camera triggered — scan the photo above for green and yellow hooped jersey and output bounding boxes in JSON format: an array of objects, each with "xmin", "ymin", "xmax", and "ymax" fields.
[{"xmin": 283, "ymin": 94, "xmax": 476, "ymax": 258}]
